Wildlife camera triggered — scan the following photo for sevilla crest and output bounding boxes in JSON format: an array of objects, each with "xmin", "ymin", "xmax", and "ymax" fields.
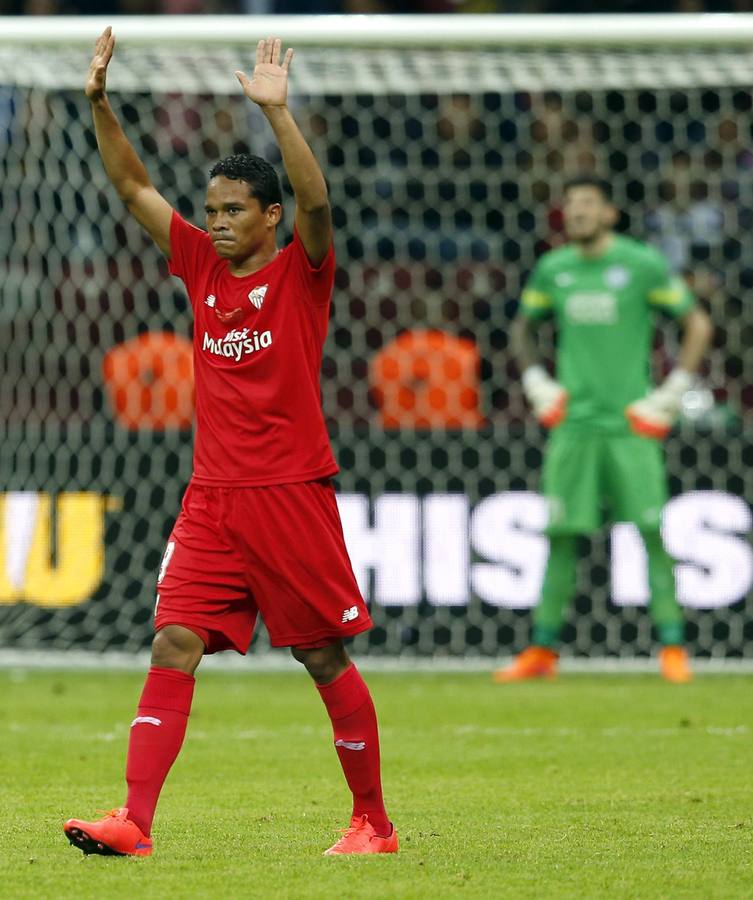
[{"xmin": 248, "ymin": 284, "xmax": 268, "ymax": 310}]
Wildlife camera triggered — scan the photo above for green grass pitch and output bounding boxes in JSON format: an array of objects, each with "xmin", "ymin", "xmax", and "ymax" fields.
[{"xmin": 2, "ymin": 668, "xmax": 752, "ymax": 899}]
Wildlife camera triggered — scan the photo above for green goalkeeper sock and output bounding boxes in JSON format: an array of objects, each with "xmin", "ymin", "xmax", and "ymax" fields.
[
  {"xmin": 643, "ymin": 529, "xmax": 685, "ymax": 646},
  {"xmin": 532, "ymin": 535, "xmax": 577, "ymax": 649}
]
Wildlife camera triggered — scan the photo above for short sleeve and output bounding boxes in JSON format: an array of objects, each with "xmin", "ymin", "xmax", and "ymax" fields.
[
  {"xmin": 290, "ymin": 227, "xmax": 335, "ymax": 307},
  {"xmin": 520, "ymin": 260, "xmax": 554, "ymax": 320},
  {"xmin": 645, "ymin": 248, "xmax": 695, "ymax": 318},
  {"xmin": 167, "ymin": 211, "xmax": 216, "ymax": 292}
]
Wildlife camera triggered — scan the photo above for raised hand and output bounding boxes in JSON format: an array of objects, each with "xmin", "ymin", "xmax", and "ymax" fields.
[
  {"xmin": 235, "ymin": 38, "xmax": 293, "ymax": 109},
  {"xmin": 86, "ymin": 26, "xmax": 115, "ymax": 103}
]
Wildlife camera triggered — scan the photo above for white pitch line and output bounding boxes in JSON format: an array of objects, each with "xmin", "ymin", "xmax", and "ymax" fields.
[{"xmin": 2, "ymin": 649, "xmax": 753, "ymax": 674}]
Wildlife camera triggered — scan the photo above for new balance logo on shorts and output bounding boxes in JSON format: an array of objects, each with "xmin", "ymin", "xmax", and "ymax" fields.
[{"xmin": 341, "ymin": 605, "xmax": 359, "ymax": 623}]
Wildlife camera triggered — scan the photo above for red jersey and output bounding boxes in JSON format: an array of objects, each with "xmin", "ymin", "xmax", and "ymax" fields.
[{"xmin": 168, "ymin": 211, "xmax": 338, "ymax": 487}]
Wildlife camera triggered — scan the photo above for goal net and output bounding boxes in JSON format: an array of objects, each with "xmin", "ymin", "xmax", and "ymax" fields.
[{"xmin": 1, "ymin": 15, "xmax": 751, "ymax": 659}]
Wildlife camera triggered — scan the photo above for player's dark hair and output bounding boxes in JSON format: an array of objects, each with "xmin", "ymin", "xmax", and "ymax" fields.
[
  {"xmin": 209, "ymin": 154, "xmax": 282, "ymax": 210},
  {"xmin": 563, "ymin": 173, "xmax": 613, "ymax": 202}
]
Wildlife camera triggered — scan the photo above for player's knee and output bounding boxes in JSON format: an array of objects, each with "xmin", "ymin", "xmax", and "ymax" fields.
[
  {"xmin": 291, "ymin": 642, "xmax": 349, "ymax": 684},
  {"xmin": 151, "ymin": 625, "xmax": 205, "ymax": 675}
]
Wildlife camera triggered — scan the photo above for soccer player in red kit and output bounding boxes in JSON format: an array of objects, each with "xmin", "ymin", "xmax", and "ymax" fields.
[{"xmin": 64, "ymin": 28, "xmax": 397, "ymax": 858}]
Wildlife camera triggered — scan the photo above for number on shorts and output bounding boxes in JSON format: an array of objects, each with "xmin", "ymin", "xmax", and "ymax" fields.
[{"xmin": 157, "ymin": 541, "xmax": 176, "ymax": 585}]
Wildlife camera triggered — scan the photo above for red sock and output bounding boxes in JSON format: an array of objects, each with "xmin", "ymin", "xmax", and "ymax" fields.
[
  {"xmin": 125, "ymin": 666, "xmax": 195, "ymax": 836},
  {"xmin": 316, "ymin": 663, "xmax": 390, "ymax": 837}
]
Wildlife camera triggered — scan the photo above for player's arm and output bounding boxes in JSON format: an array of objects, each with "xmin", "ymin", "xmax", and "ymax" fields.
[
  {"xmin": 627, "ymin": 265, "xmax": 714, "ymax": 439},
  {"xmin": 86, "ymin": 27, "xmax": 173, "ymax": 258},
  {"xmin": 235, "ymin": 38, "xmax": 331, "ymax": 267},
  {"xmin": 510, "ymin": 315, "xmax": 541, "ymax": 372},
  {"xmin": 677, "ymin": 306, "xmax": 714, "ymax": 374},
  {"xmin": 511, "ymin": 277, "xmax": 567, "ymax": 429}
]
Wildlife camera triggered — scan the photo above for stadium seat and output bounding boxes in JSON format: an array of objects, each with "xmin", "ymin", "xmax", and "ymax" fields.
[
  {"xmin": 370, "ymin": 329, "xmax": 485, "ymax": 429},
  {"xmin": 102, "ymin": 332, "xmax": 194, "ymax": 431}
]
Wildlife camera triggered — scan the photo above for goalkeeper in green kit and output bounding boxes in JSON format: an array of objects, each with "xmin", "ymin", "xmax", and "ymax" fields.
[{"xmin": 494, "ymin": 175, "xmax": 713, "ymax": 684}]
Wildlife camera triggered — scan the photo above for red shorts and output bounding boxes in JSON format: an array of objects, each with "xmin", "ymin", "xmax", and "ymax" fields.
[{"xmin": 154, "ymin": 479, "xmax": 371, "ymax": 654}]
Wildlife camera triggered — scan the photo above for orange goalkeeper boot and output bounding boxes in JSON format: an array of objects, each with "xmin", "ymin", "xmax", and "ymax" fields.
[
  {"xmin": 64, "ymin": 807, "xmax": 153, "ymax": 857},
  {"xmin": 493, "ymin": 646, "xmax": 559, "ymax": 683},
  {"xmin": 323, "ymin": 814, "xmax": 399, "ymax": 856},
  {"xmin": 659, "ymin": 645, "xmax": 693, "ymax": 683}
]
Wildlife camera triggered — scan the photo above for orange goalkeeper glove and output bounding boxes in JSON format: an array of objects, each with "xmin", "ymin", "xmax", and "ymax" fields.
[
  {"xmin": 625, "ymin": 369, "xmax": 693, "ymax": 440},
  {"xmin": 522, "ymin": 365, "xmax": 568, "ymax": 429}
]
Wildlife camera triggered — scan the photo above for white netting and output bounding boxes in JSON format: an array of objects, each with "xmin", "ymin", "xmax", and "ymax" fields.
[
  {"xmin": 1, "ymin": 22, "xmax": 752, "ymax": 658},
  {"xmin": 5, "ymin": 45, "xmax": 753, "ymax": 93}
]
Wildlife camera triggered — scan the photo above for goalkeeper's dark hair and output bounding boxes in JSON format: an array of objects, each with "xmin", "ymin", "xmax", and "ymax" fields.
[
  {"xmin": 563, "ymin": 173, "xmax": 613, "ymax": 202},
  {"xmin": 209, "ymin": 154, "xmax": 282, "ymax": 210}
]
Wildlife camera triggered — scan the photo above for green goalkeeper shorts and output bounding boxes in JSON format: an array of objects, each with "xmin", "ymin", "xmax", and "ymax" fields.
[{"xmin": 542, "ymin": 429, "xmax": 668, "ymax": 535}]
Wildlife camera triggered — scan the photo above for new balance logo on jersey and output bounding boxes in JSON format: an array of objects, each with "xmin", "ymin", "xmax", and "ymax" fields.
[
  {"xmin": 341, "ymin": 605, "xmax": 360, "ymax": 623},
  {"xmin": 205, "ymin": 294, "xmax": 217, "ymax": 308},
  {"xmin": 248, "ymin": 284, "xmax": 268, "ymax": 309},
  {"xmin": 202, "ymin": 328, "xmax": 273, "ymax": 362}
]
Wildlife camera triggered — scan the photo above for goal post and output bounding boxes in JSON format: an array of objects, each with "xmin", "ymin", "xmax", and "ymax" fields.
[
  {"xmin": 0, "ymin": 14, "xmax": 751, "ymax": 659},
  {"xmin": 4, "ymin": 13, "xmax": 753, "ymax": 45}
]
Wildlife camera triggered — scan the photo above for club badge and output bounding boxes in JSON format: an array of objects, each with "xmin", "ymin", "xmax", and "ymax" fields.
[
  {"xmin": 248, "ymin": 284, "xmax": 268, "ymax": 310},
  {"xmin": 605, "ymin": 266, "xmax": 630, "ymax": 289}
]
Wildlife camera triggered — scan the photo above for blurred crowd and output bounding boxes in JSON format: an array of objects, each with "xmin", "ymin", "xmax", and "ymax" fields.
[
  {"xmin": 2, "ymin": 76, "xmax": 749, "ymax": 430},
  {"xmin": 3, "ymin": 0, "xmax": 753, "ymax": 17},
  {"xmin": 1, "ymin": 0, "xmax": 751, "ymax": 433}
]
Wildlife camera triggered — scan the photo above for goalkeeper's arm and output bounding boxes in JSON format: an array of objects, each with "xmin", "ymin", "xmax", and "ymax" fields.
[
  {"xmin": 511, "ymin": 314, "xmax": 567, "ymax": 428},
  {"xmin": 626, "ymin": 306, "xmax": 714, "ymax": 439},
  {"xmin": 86, "ymin": 27, "xmax": 173, "ymax": 257}
]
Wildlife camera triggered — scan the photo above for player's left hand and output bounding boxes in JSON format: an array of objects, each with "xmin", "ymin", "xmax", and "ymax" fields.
[
  {"xmin": 235, "ymin": 38, "xmax": 293, "ymax": 109},
  {"xmin": 625, "ymin": 368, "xmax": 693, "ymax": 439}
]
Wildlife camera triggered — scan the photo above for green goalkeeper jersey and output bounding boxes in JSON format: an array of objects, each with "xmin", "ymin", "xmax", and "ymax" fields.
[{"xmin": 520, "ymin": 234, "xmax": 695, "ymax": 434}]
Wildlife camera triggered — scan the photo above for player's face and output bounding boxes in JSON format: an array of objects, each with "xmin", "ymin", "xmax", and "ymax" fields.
[
  {"xmin": 205, "ymin": 176, "xmax": 281, "ymax": 259},
  {"xmin": 563, "ymin": 186, "xmax": 616, "ymax": 243}
]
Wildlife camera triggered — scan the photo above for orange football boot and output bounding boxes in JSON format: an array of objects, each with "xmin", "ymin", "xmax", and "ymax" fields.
[
  {"xmin": 493, "ymin": 646, "xmax": 559, "ymax": 683},
  {"xmin": 324, "ymin": 814, "xmax": 398, "ymax": 856},
  {"xmin": 659, "ymin": 645, "xmax": 693, "ymax": 683},
  {"xmin": 64, "ymin": 807, "xmax": 153, "ymax": 857}
]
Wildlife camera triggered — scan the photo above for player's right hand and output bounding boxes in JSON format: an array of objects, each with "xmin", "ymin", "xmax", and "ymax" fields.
[
  {"xmin": 522, "ymin": 365, "xmax": 568, "ymax": 428},
  {"xmin": 85, "ymin": 26, "xmax": 115, "ymax": 103}
]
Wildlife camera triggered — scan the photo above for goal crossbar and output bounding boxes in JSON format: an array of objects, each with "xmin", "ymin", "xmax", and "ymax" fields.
[{"xmin": 2, "ymin": 13, "xmax": 753, "ymax": 48}]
